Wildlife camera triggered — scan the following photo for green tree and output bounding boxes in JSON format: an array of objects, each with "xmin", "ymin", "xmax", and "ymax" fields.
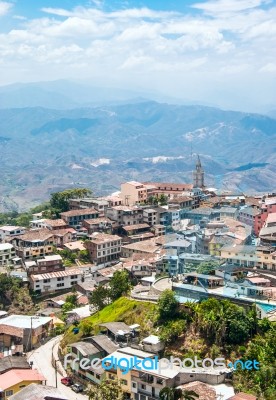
[
  {"xmin": 89, "ymin": 285, "xmax": 111, "ymax": 311},
  {"xmin": 87, "ymin": 379, "xmax": 124, "ymax": 400},
  {"xmin": 160, "ymin": 319, "xmax": 186, "ymax": 344},
  {"xmin": 182, "ymin": 390, "xmax": 199, "ymax": 400},
  {"xmin": 65, "ymin": 294, "xmax": 78, "ymax": 306},
  {"xmin": 157, "ymin": 289, "xmax": 179, "ymax": 321},
  {"xmin": 109, "ymin": 270, "xmax": 131, "ymax": 301},
  {"xmin": 159, "ymin": 193, "xmax": 168, "ymax": 206},
  {"xmin": 50, "ymin": 188, "xmax": 92, "ymax": 214},
  {"xmin": 159, "ymin": 387, "xmax": 185, "ymax": 400}
]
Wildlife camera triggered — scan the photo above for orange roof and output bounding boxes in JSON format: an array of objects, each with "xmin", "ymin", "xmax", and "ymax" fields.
[{"xmin": 0, "ymin": 369, "xmax": 45, "ymax": 391}]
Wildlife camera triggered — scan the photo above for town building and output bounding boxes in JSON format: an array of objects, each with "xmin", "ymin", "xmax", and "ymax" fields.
[
  {"xmin": 106, "ymin": 205, "xmax": 144, "ymax": 227},
  {"xmin": 0, "ymin": 244, "xmax": 16, "ymax": 266},
  {"xmin": 0, "ymin": 227, "xmax": 26, "ymax": 243},
  {"xmin": 11, "ymin": 230, "xmax": 55, "ymax": 261},
  {"xmin": 30, "ymin": 268, "xmax": 82, "ymax": 294},
  {"xmin": 60, "ymin": 208, "xmax": 99, "ymax": 229},
  {"xmin": 0, "ymin": 369, "xmax": 46, "ymax": 399},
  {"xmin": 84, "ymin": 233, "xmax": 122, "ymax": 265},
  {"xmin": 9, "ymin": 383, "xmax": 68, "ymax": 400},
  {"xmin": 24, "ymin": 255, "xmax": 64, "ymax": 275},
  {"xmin": 0, "ymin": 315, "xmax": 52, "ymax": 354}
]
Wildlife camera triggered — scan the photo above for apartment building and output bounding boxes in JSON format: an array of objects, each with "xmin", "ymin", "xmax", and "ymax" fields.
[
  {"xmin": 24, "ymin": 254, "xmax": 64, "ymax": 275},
  {"xmin": 0, "ymin": 226, "xmax": 25, "ymax": 243},
  {"xmin": 106, "ymin": 206, "xmax": 144, "ymax": 226},
  {"xmin": 0, "ymin": 243, "xmax": 16, "ymax": 266},
  {"xmin": 43, "ymin": 219, "xmax": 68, "ymax": 230},
  {"xmin": 82, "ymin": 217, "xmax": 114, "ymax": 234},
  {"xmin": 12, "ymin": 230, "xmax": 55, "ymax": 261},
  {"xmin": 254, "ymin": 197, "xmax": 276, "ymax": 235},
  {"xmin": 238, "ymin": 207, "xmax": 261, "ymax": 233},
  {"xmin": 84, "ymin": 233, "xmax": 122, "ymax": 265},
  {"xmin": 120, "ymin": 181, "xmax": 148, "ymax": 205},
  {"xmin": 259, "ymin": 213, "xmax": 276, "ymax": 247},
  {"xmin": 69, "ymin": 198, "xmax": 108, "ymax": 214},
  {"xmin": 0, "ymin": 315, "xmax": 52, "ymax": 354},
  {"xmin": 60, "ymin": 208, "xmax": 99, "ymax": 229},
  {"xmin": 220, "ymin": 245, "xmax": 259, "ymax": 267},
  {"xmin": 30, "ymin": 268, "xmax": 82, "ymax": 294}
]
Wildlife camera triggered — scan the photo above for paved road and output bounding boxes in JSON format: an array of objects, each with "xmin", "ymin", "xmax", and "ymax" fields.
[{"xmin": 27, "ymin": 337, "xmax": 88, "ymax": 400}]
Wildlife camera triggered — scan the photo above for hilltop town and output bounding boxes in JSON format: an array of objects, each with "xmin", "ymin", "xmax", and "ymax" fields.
[{"xmin": 0, "ymin": 158, "xmax": 275, "ymax": 400}]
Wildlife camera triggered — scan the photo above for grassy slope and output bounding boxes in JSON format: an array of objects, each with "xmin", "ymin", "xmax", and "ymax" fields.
[{"xmin": 61, "ymin": 297, "xmax": 156, "ymax": 348}]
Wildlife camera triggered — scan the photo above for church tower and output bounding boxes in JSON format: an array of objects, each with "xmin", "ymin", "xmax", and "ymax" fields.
[{"xmin": 193, "ymin": 155, "xmax": 205, "ymax": 188}]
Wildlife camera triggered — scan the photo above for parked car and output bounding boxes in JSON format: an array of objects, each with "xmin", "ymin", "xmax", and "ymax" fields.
[
  {"xmin": 71, "ymin": 383, "xmax": 84, "ymax": 393},
  {"xmin": 61, "ymin": 377, "xmax": 73, "ymax": 386}
]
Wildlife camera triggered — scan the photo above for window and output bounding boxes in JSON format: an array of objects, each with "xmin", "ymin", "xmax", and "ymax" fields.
[
  {"xmin": 57, "ymin": 277, "xmax": 64, "ymax": 281},
  {"xmin": 121, "ymin": 379, "xmax": 127, "ymax": 385},
  {"xmin": 141, "ymin": 384, "xmax": 146, "ymax": 390},
  {"xmin": 96, "ymin": 374, "xmax": 100, "ymax": 379},
  {"xmin": 19, "ymin": 385, "xmax": 26, "ymax": 388},
  {"xmin": 57, "ymin": 283, "xmax": 64, "ymax": 287},
  {"xmin": 109, "ymin": 373, "xmax": 115, "ymax": 380},
  {"xmin": 71, "ymin": 281, "xmax": 77, "ymax": 285},
  {"xmin": 43, "ymin": 279, "xmax": 50, "ymax": 283},
  {"xmin": 132, "ymin": 382, "xmax": 137, "ymax": 388},
  {"xmin": 5, "ymin": 390, "xmax": 13, "ymax": 396}
]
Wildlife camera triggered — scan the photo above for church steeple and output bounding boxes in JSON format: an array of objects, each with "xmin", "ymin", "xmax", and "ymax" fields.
[{"xmin": 193, "ymin": 155, "xmax": 205, "ymax": 188}]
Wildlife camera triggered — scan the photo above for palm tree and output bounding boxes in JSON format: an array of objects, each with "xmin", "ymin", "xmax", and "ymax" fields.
[
  {"xmin": 160, "ymin": 387, "xmax": 182, "ymax": 400},
  {"xmin": 159, "ymin": 387, "xmax": 192, "ymax": 400},
  {"xmin": 182, "ymin": 389, "xmax": 199, "ymax": 400}
]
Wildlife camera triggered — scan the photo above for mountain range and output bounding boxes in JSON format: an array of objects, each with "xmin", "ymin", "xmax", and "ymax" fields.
[{"xmin": 0, "ymin": 83, "xmax": 275, "ymax": 212}]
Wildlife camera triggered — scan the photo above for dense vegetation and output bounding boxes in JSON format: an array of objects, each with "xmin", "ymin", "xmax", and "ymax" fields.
[{"xmin": 62, "ymin": 293, "xmax": 275, "ymax": 399}]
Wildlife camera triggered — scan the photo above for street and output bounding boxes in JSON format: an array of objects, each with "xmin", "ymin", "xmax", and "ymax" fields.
[{"xmin": 27, "ymin": 337, "xmax": 89, "ymax": 400}]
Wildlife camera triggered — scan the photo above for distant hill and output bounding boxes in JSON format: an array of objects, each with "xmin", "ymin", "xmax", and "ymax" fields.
[{"xmin": 0, "ymin": 100, "xmax": 275, "ymax": 211}]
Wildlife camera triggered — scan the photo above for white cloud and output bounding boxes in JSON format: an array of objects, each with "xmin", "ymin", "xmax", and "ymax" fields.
[
  {"xmin": 0, "ymin": 1, "xmax": 12, "ymax": 16},
  {"xmin": 259, "ymin": 63, "xmax": 276, "ymax": 72},
  {"xmin": 192, "ymin": 0, "xmax": 271, "ymax": 15},
  {"xmin": 0, "ymin": 1, "xmax": 275, "ymax": 111}
]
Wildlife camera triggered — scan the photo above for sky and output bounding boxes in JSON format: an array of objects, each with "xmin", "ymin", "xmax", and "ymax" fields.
[{"xmin": 0, "ymin": 0, "xmax": 275, "ymax": 112}]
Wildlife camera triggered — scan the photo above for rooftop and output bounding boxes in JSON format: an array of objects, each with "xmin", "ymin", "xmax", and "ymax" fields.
[
  {"xmin": 83, "ymin": 217, "xmax": 113, "ymax": 225},
  {"xmin": 266, "ymin": 212, "xmax": 276, "ymax": 224},
  {"xmin": 122, "ymin": 238, "xmax": 161, "ymax": 253},
  {"xmin": 90, "ymin": 334, "xmax": 119, "ymax": 354},
  {"xmin": 0, "ymin": 315, "xmax": 52, "ymax": 329},
  {"xmin": 44, "ymin": 219, "xmax": 67, "ymax": 227},
  {"xmin": 0, "ymin": 226, "xmax": 25, "ymax": 232},
  {"xmin": 70, "ymin": 341, "xmax": 99, "ymax": 356},
  {"xmin": 60, "ymin": 208, "xmax": 98, "ymax": 217},
  {"xmin": 122, "ymin": 223, "xmax": 150, "ymax": 231},
  {"xmin": 64, "ymin": 240, "xmax": 86, "ymax": 251},
  {"xmin": 13, "ymin": 229, "xmax": 53, "ymax": 242},
  {"xmin": 0, "ymin": 356, "xmax": 30, "ymax": 374},
  {"xmin": 30, "ymin": 268, "xmax": 82, "ymax": 281},
  {"xmin": 89, "ymin": 232, "xmax": 121, "ymax": 243},
  {"xmin": 9, "ymin": 383, "xmax": 68, "ymax": 400},
  {"xmin": 178, "ymin": 381, "xmax": 216, "ymax": 400},
  {"xmin": 0, "ymin": 369, "xmax": 45, "ymax": 391},
  {"xmin": 99, "ymin": 322, "xmax": 131, "ymax": 335},
  {"xmin": 0, "ymin": 243, "xmax": 14, "ymax": 250},
  {"xmin": 221, "ymin": 245, "xmax": 257, "ymax": 254}
]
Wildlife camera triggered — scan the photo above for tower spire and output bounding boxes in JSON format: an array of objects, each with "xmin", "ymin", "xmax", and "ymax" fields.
[{"xmin": 193, "ymin": 154, "xmax": 204, "ymax": 188}]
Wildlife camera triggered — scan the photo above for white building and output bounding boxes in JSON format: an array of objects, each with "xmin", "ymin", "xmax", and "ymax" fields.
[
  {"xmin": 0, "ymin": 226, "xmax": 26, "ymax": 242},
  {"xmin": 30, "ymin": 268, "xmax": 83, "ymax": 294},
  {"xmin": 0, "ymin": 243, "xmax": 16, "ymax": 266}
]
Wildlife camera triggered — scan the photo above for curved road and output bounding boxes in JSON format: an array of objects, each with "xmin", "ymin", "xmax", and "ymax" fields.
[{"xmin": 27, "ymin": 336, "xmax": 88, "ymax": 400}]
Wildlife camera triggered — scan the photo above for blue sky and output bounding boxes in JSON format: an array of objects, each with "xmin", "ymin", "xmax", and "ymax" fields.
[{"xmin": 0, "ymin": 0, "xmax": 275, "ymax": 112}]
